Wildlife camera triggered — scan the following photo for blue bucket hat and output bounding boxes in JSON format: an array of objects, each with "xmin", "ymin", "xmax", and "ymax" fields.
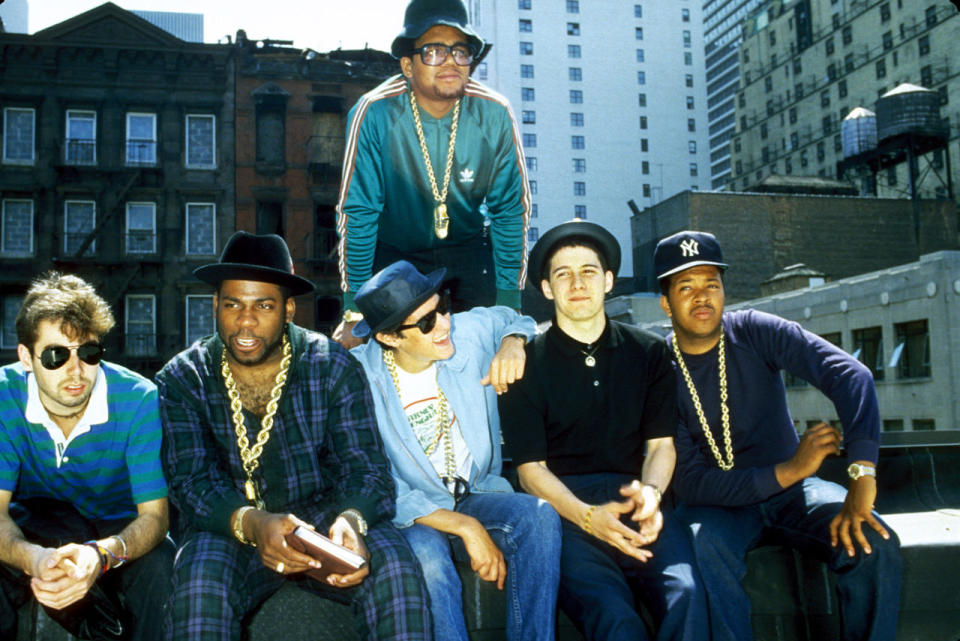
[
  {"xmin": 352, "ymin": 261, "xmax": 446, "ymax": 338},
  {"xmin": 391, "ymin": 0, "xmax": 491, "ymax": 63}
]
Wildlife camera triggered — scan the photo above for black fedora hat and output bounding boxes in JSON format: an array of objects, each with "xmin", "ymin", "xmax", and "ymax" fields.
[
  {"xmin": 528, "ymin": 219, "xmax": 621, "ymax": 287},
  {"xmin": 352, "ymin": 261, "xmax": 446, "ymax": 338},
  {"xmin": 194, "ymin": 231, "xmax": 315, "ymax": 296},
  {"xmin": 391, "ymin": 0, "xmax": 491, "ymax": 63}
]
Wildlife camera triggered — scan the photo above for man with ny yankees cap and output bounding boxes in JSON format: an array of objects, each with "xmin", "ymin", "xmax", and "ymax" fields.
[
  {"xmin": 655, "ymin": 229, "xmax": 902, "ymax": 641},
  {"xmin": 156, "ymin": 231, "xmax": 431, "ymax": 641}
]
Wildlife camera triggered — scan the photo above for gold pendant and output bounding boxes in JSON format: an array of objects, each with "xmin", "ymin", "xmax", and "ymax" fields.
[
  {"xmin": 245, "ymin": 479, "xmax": 257, "ymax": 501},
  {"xmin": 434, "ymin": 203, "xmax": 449, "ymax": 239}
]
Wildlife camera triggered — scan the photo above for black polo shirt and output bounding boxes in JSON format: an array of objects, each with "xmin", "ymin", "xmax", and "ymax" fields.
[{"xmin": 498, "ymin": 318, "xmax": 677, "ymax": 477}]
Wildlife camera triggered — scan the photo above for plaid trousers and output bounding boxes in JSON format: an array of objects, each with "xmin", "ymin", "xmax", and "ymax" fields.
[{"xmin": 164, "ymin": 523, "xmax": 431, "ymax": 641}]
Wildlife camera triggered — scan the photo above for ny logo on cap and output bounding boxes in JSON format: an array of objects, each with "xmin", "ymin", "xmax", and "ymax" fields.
[{"xmin": 680, "ymin": 239, "xmax": 700, "ymax": 257}]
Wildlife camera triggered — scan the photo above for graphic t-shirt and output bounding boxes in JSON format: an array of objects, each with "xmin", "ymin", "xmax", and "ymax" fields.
[{"xmin": 394, "ymin": 363, "xmax": 474, "ymax": 488}]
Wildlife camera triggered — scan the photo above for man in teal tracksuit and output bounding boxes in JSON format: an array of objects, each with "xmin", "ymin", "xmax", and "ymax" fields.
[{"xmin": 335, "ymin": 0, "xmax": 531, "ymax": 344}]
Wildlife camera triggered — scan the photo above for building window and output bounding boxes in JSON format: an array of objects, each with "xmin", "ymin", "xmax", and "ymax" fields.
[
  {"xmin": 921, "ymin": 65, "xmax": 932, "ymax": 87},
  {"xmin": 635, "ymin": 27, "xmax": 643, "ymax": 40},
  {"xmin": 520, "ymin": 42, "xmax": 534, "ymax": 56},
  {"xmin": 3, "ymin": 107, "xmax": 35, "ymax": 165},
  {"xmin": 913, "ymin": 419, "xmax": 935, "ymax": 431},
  {"xmin": 569, "ymin": 67, "xmax": 582, "ymax": 81},
  {"xmin": 785, "ymin": 158, "xmax": 793, "ymax": 174},
  {"xmin": 817, "ymin": 141, "xmax": 826, "ymax": 161},
  {"xmin": 531, "ymin": 203, "xmax": 538, "ymax": 218},
  {"xmin": 522, "ymin": 133, "xmax": 537, "ymax": 148},
  {"xmin": 518, "ymin": 0, "xmax": 531, "ymax": 8},
  {"xmin": 573, "ymin": 158, "xmax": 586, "ymax": 172},
  {"xmin": 852, "ymin": 326, "xmax": 884, "ymax": 380},
  {"xmin": 688, "ymin": 141, "xmax": 697, "ymax": 154},
  {"xmin": 186, "ymin": 203, "xmax": 216, "ymax": 255},
  {"xmin": 125, "ymin": 295, "xmax": 156, "ymax": 356},
  {"xmin": 800, "ymin": 150, "xmax": 808, "ymax": 167},
  {"xmin": 925, "ymin": 5, "xmax": 937, "ymax": 27},
  {"xmin": 689, "ymin": 163, "xmax": 698, "ymax": 177},
  {"xmin": 825, "ymin": 37, "xmax": 835, "ymax": 56},
  {"xmin": 684, "ymin": 52, "xmax": 693, "ymax": 65},
  {"xmin": 688, "ymin": 118, "xmax": 696, "ymax": 132},
  {"xmin": 125, "ymin": 202, "xmax": 156, "ymax": 254},
  {"xmin": 126, "ymin": 112, "xmax": 157, "ymax": 165},
  {"xmin": 769, "ymin": 29, "xmax": 776, "ymax": 46},
  {"xmin": 570, "ymin": 90, "xmax": 583, "ymax": 104},
  {"xmin": 1, "ymin": 199, "xmax": 33, "ymax": 257},
  {"xmin": 838, "ymin": 79, "xmax": 848, "ymax": 99},
  {"xmin": 789, "ymin": 107, "xmax": 798, "ymax": 124},
  {"xmin": 827, "ymin": 62, "xmax": 837, "ymax": 81},
  {"xmin": 634, "ymin": 5, "xmax": 642, "ymax": 18},
  {"xmin": 571, "ymin": 135, "xmax": 585, "ymax": 149},
  {"xmin": 568, "ymin": 44, "xmax": 581, "ymax": 58},
  {"xmin": 64, "ymin": 200, "xmax": 96, "ymax": 256},
  {"xmin": 834, "ymin": 133, "xmax": 842, "ymax": 153},
  {"xmin": 525, "ymin": 156, "xmax": 537, "ymax": 171},
  {"xmin": 642, "ymin": 184, "xmax": 651, "ymax": 197},
  {"xmin": 842, "ymin": 25, "xmax": 853, "ymax": 46},
  {"xmin": 185, "ymin": 295, "xmax": 214, "ymax": 346},
  {"xmin": 685, "ymin": 74, "xmax": 694, "ymax": 88},
  {"xmin": 570, "ymin": 113, "xmax": 584, "ymax": 127},
  {"xmin": 764, "ymin": 76, "xmax": 773, "ymax": 93},
  {"xmin": 521, "ymin": 64, "xmax": 534, "ymax": 78},
  {"xmin": 882, "ymin": 419, "xmax": 904, "ymax": 432},
  {"xmin": 528, "ymin": 180, "xmax": 537, "ymax": 195},
  {"xmin": 892, "ymin": 320, "xmax": 930, "ymax": 379},
  {"xmin": 522, "ymin": 87, "xmax": 535, "ymax": 101},
  {"xmin": 636, "ymin": 49, "xmax": 645, "ymax": 63},
  {"xmin": 642, "ymin": 161, "xmax": 650, "ymax": 174},
  {"xmin": 640, "ymin": 138, "xmax": 648, "ymax": 152},
  {"xmin": 527, "ymin": 227, "xmax": 539, "ymax": 243},
  {"xmin": 522, "ymin": 110, "xmax": 536, "ymax": 124},
  {"xmin": 567, "ymin": 22, "xmax": 580, "ymax": 36},
  {"xmin": 1, "ymin": 295, "xmax": 23, "ymax": 349},
  {"xmin": 519, "ymin": 18, "xmax": 533, "ymax": 32},
  {"xmin": 821, "ymin": 90, "xmax": 831, "ymax": 108},
  {"xmin": 822, "ymin": 115, "xmax": 833, "ymax": 135},
  {"xmin": 879, "ymin": 2, "xmax": 891, "ymax": 22},
  {"xmin": 476, "ymin": 62, "xmax": 488, "ymax": 80},
  {"xmin": 566, "ymin": 0, "xmax": 579, "ymax": 13},
  {"xmin": 573, "ymin": 181, "xmax": 586, "ymax": 196},
  {"xmin": 638, "ymin": 93, "xmax": 647, "ymax": 107},
  {"xmin": 639, "ymin": 115, "xmax": 648, "ymax": 129},
  {"xmin": 882, "ymin": 31, "xmax": 893, "ymax": 51},
  {"xmin": 185, "ymin": 114, "xmax": 215, "ymax": 168},
  {"xmin": 832, "ymin": 13, "xmax": 841, "ymax": 29},
  {"xmin": 637, "ymin": 71, "xmax": 646, "ymax": 85},
  {"xmin": 760, "ymin": 123, "xmax": 768, "ymax": 139},
  {"xmin": 574, "ymin": 205, "xmax": 587, "ymax": 218},
  {"xmin": 918, "ymin": 35, "xmax": 930, "ymax": 56},
  {"xmin": 686, "ymin": 96, "xmax": 694, "ymax": 110},
  {"xmin": 793, "ymin": 58, "xmax": 802, "ymax": 75},
  {"xmin": 683, "ymin": 30, "xmax": 691, "ymax": 48},
  {"xmin": 682, "ymin": 8, "xmax": 690, "ymax": 22},
  {"xmin": 875, "ymin": 58, "xmax": 886, "ymax": 79},
  {"xmin": 65, "ymin": 110, "xmax": 96, "ymax": 166}
]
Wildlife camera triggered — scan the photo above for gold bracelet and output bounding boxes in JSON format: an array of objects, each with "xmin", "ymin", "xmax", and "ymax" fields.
[
  {"xmin": 583, "ymin": 505, "xmax": 597, "ymax": 534},
  {"xmin": 342, "ymin": 310, "xmax": 364, "ymax": 323},
  {"xmin": 232, "ymin": 505, "xmax": 257, "ymax": 546}
]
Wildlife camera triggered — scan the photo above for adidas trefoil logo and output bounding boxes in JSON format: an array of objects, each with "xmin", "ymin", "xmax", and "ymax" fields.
[{"xmin": 459, "ymin": 168, "xmax": 475, "ymax": 183}]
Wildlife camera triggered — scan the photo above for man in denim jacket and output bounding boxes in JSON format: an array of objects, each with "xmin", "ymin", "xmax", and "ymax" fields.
[{"xmin": 351, "ymin": 260, "xmax": 560, "ymax": 641}]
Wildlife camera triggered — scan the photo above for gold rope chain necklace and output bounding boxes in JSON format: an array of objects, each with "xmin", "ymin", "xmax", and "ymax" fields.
[
  {"xmin": 383, "ymin": 349, "xmax": 456, "ymax": 481},
  {"xmin": 671, "ymin": 332, "xmax": 735, "ymax": 471},
  {"xmin": 221, "ymin": 333, "xmax": 293, "ymax": 509},
  {"xmin": 409, "ymin": 90, "xmax": 461, "ymax": 240}
]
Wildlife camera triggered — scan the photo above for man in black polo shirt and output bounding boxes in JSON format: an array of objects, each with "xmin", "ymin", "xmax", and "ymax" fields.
[{"xmin": 498, "ymin": 220, "xmax": 706, "ymax": 641}]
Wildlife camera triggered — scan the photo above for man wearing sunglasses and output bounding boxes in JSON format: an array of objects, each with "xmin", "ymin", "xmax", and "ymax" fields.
[
  {"xmin": 350, "ymin": 260, "xmax": 561, "ymax": 641},
  {"xmin": 0, "ymin": 272, "xmax": 172, "ymax": 641},
  {"xmin": 334, "ymin": 0, "xmax": 531, "ymax": 348}
]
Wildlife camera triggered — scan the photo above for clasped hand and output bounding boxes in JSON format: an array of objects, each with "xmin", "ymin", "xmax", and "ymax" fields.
[
  {"xmin": 29, "ymin": 543, "xmax": 100, "ymax": 609},
  {"xmin": 585, "ymin": 482, "xmax": 663, "ymax": 562}
]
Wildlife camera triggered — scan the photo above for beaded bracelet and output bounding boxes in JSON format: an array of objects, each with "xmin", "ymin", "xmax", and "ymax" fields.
[
  {"xmin": 583, "ymin": 505, "xmax": 597, "ymax": 534},
  {"xmin": 83, "ymin": 541, "xmax": 109, "ymax": 576}
]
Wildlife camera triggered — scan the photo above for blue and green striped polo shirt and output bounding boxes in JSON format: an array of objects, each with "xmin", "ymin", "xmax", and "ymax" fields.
[{"xmin": 0, "ymin": 361, "xmax": 167, "ymax": 520}]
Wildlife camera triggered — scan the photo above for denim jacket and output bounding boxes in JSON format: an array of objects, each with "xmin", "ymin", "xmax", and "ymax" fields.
[{"xmin": 352, "ymin": 306, "xmax": 537, "ymax": 527}]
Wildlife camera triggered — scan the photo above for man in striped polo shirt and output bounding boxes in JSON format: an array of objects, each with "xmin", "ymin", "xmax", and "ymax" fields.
[
  {"xmin": 334, "ymin": 0, "xmax": 531, "ymax": 347},
  {"xmin": 0, "ymin": 272, "xmax": 172, "ymax": 641}
]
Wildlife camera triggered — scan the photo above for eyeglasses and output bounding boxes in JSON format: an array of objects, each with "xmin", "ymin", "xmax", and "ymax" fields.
[
  {"xmin": 39, "ymin": 342, "xmax": 105, "ymax": 370},
  {"xmin": 410, "ymin": 43, "xmax": 474, "ymax": 66},
  {"xmin": 395, "ymin": 291, "xmax": 452, "ymax": 335}
]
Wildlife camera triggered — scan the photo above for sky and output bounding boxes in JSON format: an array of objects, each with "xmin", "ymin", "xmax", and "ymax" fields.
[{"xmin": 28, "ymin": 0, "xmax": 407, "ymax": 53}]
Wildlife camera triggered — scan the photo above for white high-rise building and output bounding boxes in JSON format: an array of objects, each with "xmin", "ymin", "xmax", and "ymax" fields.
[
  {"xmin": 0, "ymin": 0, "xmax": 28, "ymax": 34},
  {"xmin": 470, "ymin": 0, "xmax": 710, "ymax": 278}
]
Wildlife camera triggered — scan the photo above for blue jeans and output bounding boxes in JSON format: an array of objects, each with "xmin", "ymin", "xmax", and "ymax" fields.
[
  {"xmin": 400, "ymin": 492, "xmax": 561, "ymax": 641},
  {"xmin": 676, "ymin": 476, "xmax": 902, "ymax": 641},
  {"xmin": 558, "ymin": 474, "xmax": 708, "ymax": 641}
]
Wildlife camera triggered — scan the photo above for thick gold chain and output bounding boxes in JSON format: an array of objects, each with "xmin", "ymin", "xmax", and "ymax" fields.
[
  {"xmin": 409, "ymin": 90, "xmax": 460, "ymax": 239},
  {"xmin": 383, "ymin": 349, "xmax": 456, "ymax": 480},
  {"xmin": 672, "ymin": 332, "xmax": 735, "ymax": 471},
  {"xmin": 221, "ymin": 333, "xmax": 292, "ymax": 508}
]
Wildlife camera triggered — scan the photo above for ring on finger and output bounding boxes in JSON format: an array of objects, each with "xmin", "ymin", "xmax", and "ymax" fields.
[{"xmin": 276, "ymin": 561, "xmax": 285, "ymax": 573}]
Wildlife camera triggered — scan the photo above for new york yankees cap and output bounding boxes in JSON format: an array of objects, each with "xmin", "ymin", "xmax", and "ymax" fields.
[{"xmin": 654, "ymin": 230, "xmax": 728, "ymax": 280}]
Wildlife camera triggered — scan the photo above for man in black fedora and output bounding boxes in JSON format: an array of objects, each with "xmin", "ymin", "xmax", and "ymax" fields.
[
  {"xmin": 349, "ymin": 260, "xmax": 561, "ymax": 641},
  {"xmin": 654, "ymin": 230, "xmax": 901, "ymax": 641},
  {"xmin": 498, "ymin": 220, "xmax": 707, "ymax": 641},
  {"xmin": 334, "ymin": 0, "xmax": 531, "ymax": 347},
  {"xmin": 156, "ymin": 231, "xmax": 432, "ymax": 641}
]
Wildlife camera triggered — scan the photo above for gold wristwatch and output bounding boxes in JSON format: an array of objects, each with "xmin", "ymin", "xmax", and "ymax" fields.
[
  {"xmin": 847, "ymin": 463, "xmax": 876, "ymax": 480},
  {"xmin": 342, "ymin": 310, "xmax": 364, "ymax": 323}
]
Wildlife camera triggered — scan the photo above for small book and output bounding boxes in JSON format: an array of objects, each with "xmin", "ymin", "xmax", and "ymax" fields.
[{"xmin": 284, "ymin": 525, "xmax": 367, "ymax": 581}]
